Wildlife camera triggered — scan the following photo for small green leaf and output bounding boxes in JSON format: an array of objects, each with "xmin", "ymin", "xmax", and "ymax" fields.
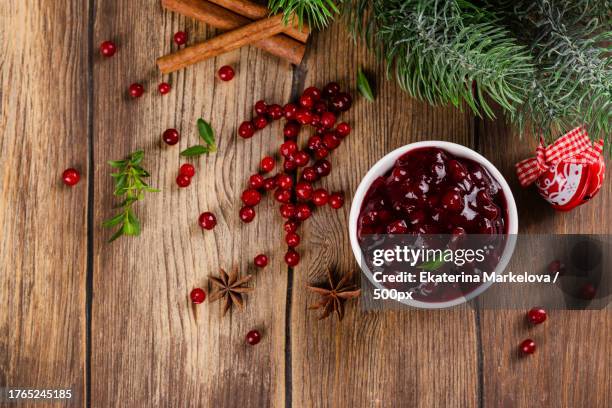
[
  {"xmin": 197, "ymin": 118, "xmax": 215, "ymax": 147},
  {"xmin": 357, "ymin": 67, "xmax": 375, "ymax": 102},
  {"xmin": 180, "ymin": 145, "xmax": 209, "ymax": 157},
  {"xmin": 102, "ymin": 212, "xmax": 125, "ymax": 228},
  {"xmin": 108, "ymin": 160, "xmax": 127, "ymax": 168},
  {"xmin": 108, "ymin": 228, "xmax": 124, "ymax": 242},
  {"xmin": 417, "ymin": 257, "xmax": 446, "ymax": 271},
  {"xmin": 130, "ymin": 150, "xmax": 144, "ymax": 165}
]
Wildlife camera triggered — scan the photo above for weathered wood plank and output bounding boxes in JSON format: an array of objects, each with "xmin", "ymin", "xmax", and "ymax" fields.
[
  {"xmin": 290, "ymin": 24, "xmax": 480, "ymax": 408},
  {"xmin": 0, "ymin": 0, "xmax": 89, "ymax": 405},
  {"xmin": 478, "ymin": 117, "xmax": 612, "ymax": 407},
  {"xmin": 91, "ymin": 2, "xmax": 292, "ymax": 406}
]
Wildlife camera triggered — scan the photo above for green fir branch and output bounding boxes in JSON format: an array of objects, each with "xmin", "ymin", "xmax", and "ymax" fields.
[{"xmin": 269, "ymin": 0, "xmax": 342, "ymax": 30}]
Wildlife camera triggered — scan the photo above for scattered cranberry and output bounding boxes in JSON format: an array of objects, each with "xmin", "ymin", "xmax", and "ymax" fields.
[
  {"xmin": 315, "ymin": 148, "xmax": 329, "ymax": 159},
  {"xmin": 323, "ymin": 132, "xmax": 341, "ymax": 150},
  {"xmin": 547, "ymin": 260, "xmax": 563, "ymax": 275},
  {"xmin": 246, "ymin": 329, "xmax": 261, "ymax": 345},
  {"xmin": 312, "ymin": 189, "xmax": 329, "ymax": 206},
  {"xmin": 179, "ymin": 163, "xmax": 195, "ymax": 178},
  {"xmin": 307, "ymin": 136, "xmax": 323, "ymax": 151},
  {"xmin": 295, "ymin": 182, "xmax": 313, "ymax": 200},
  {"xmin": 320, "ymin": 112, "xmax": 336, "ymax": 128},
  {"xmin": 190, "ymin": 288, "xmax": 206, "ymax": 304},
  {"xmin": 294, "ymin": 203, "xmax": 312, "ymax": 221},
  {"xmin": 303, "ymin": 86, "xmax": 321, "ymax": 100},
  {"xmin": 163, "ymin": 128, "xmax": 180, "ymax": 145},
  {"xmin": 218, "ymin": 65, "xmax": 235, "ymax": 81},
  {"xmin": 579, "ymin": 283, "xmax": 597, "ymax": 300},
  {"xmin": 314, "ymin": 160, "xmax": 331, "ymax": 177},
  {"xmin": 254, "ymin": 254, "xmax": 268, "ymax": 268},
  {"xmin": 519, "ymin": 339, "xmax": 536, "ymax": 355},
  {"xmin": 309, "ymin": 114, "xmax": 321, "ymax": 127},
  {"xmin": 62, "ymin": 168, "xmax": 80, "ymax": 186},
  {"xmin": 274, "ymin": 188, "xmax": 292, "ymax": 204},
  {"xmin": 293, "ymin": 151, "xmax": 310, "ymax": 167},
  {"xmin": 173, "ymin": 31, "xmax": 188, "ymax": 45},
  {"xmin": 284, "ymin": 159, "xmax": 297, "ymax": 173},
  {"xmin": 322, "ymin": 82, "xmax": 340, "ymax": 98},
  {"xmin": 99, "ymin": 40, "xmax": 116, "ymax": 57},
  {"xmin": 241, "ymin": 189, "xmax": 262, "ymax": 206},
  {"xmin": 238, "ymin": 121, "xmax": 255, "ymax": 138},
  {"xmin": 267, "ymin": 104, "xmax": 283, "ymax": 120},
  {"xmin": 527, "ymin": 307, "xmax": 547, "ymax": 325},
  {"xmin": 263, "ymin": 176, "xmax": 277, "ymax": 191},
  {"xmin": 176, "ymin": 175, "xmax": 191, "ymax": 188},
  {"xmin": 280, "ymin": 141, "xmax": 298, "ymax": 158},
  {"xmin": 336, "ymin": 122, "xmax": 351, "ymax": 137},
  {"xmin": 279, "ymin": 204, "xmax": 296, "ymax": 219},
  {"xmin": 283, "ymin": 122, "xmax": 300, "ymax": 139},
  {"xmin": 284, "ymin": 220, "xmax": 299, "ymax": 233},
  {"xmin": 286, "ymin": 232, "xmax": 300, "ymax": 247},
  {"xmin": 299, "ymin": 94, "xmax": 314, "ymax": 109},
  {"xmin": 277, "ymin": 174, "xmax": 293, "ymax": 189},
  {"xmin": 260, "ymin": 156, "xmax": 275, "ymax": 173},
  {"xmin": 285, "ymin": 249, "xmax": 300, "ymax": 266},
  {"xmin": 329, "ymin": 193, "xmax": 344, "ymax": 209},
  {"xmin": 158, "ymin": 82, "xmax": 171, "ymax": 95},
  {"xmin": 239, "ymin": 206, "xmax": 256, "ymax": 223},
  {"xmin": 252, "ymin": 115, "xmax": 268, "ymax": 130},
  {"xmin": 302, "ymin": 167, "xmax": 319, "ymax": 182},
  {"xmin": 198, "ymin": 212, "xmax": 217, "ymax": 230},
  {"xmin": 330, "ymin": 92, "xmax": 352, "ymax": 112},
  {"xmin": 128, "ymin": 83, "xmax": 144, "ymax": 98},
  {"xmin": 295, "ymin": 109, "xmax": 313, "ymax": 125},
  {"xmin": 283, "ymin": 103, "xmax": 297, "ymax": 119},
  {"xmin": 254, "ymin": 100, "xmax": 267, "ymax": 115},
  {"xmin": 249, "ymin": 174, "xmax": 265, "ymax": 189}
]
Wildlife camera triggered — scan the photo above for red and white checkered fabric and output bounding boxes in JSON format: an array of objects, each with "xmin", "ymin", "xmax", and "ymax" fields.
[{"xmin": 515, "ymin": 127, "xmax": 604, "ymax": 187}]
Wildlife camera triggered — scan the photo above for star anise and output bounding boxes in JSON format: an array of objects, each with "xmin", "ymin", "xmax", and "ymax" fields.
[
  {"xmin": 307, "ymin": 269, "xmax": 361, "ymax": 321},
  {"xmin": 208, "ymin": 267, "xmax": 254, "ymax": 316}
]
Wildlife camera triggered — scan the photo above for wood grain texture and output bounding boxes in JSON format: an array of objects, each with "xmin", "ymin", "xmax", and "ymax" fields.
[
  {"xmin": 0, "ymin": 0, "xmax": 88, "ymax": 405},
  {"xmin": 478, "ymin": 115, "xmax": 612, "ymax": 407},
  {"xmin": 290, "ymin": 24, "xmax": 480, "ymax": 408},
  {"xmin": 91, "ymin": 1, "xmax": 292, "ymax": 406}
]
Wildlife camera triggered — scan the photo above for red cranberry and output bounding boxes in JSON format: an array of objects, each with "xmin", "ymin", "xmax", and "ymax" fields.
[
  {"xmin": 254, "ymin": 254, "xmax": 268, "ymax": 268},
  {"xmin": 547, "ymin": 260, "xmax": 563, "ymax": 275},
  {"xmin": 323, "ymin": 132, "xmax": 341, "ymax": 150},
  {"xmin": 173, "ymin": 31, "xmax": 188, "ymax": 45},
  {"xmin": 313, "ymin": 101, "xmax": 328, "ymax": 115},
  {"xmin": 284, "ymin": 159, "xmax": 297, "ymax": 173},
  {"xmin": 284, "ymin": 220, "xmax": 299, "ymax": 233},
  {"xmin": 239, "ymin": 206, "xmax": 256, "ymax": 223},
  {"xmin": 198, "ymin": 212, "xmax": 217, "ymax": 230},
  {"xmin": 520, "ymin": 339, "xmax": 536, "ymax": 355},
  {"xmin": 294, "ymin": 203, "xmax": 312, "ymax": 221},
  {"xmin": 302, "ymin": 167, "xmax": 318, "ymax": 182},
  {"xmin": 309, "ymin": 114, "xmax": 321, "ymax": 127},
  {"xmin": 481, "ymin": 203, "xmax": 500, "ymax": 220},
  {"xmin": 246, "ymin": 329, "xmax": 261, "ymax": 345},
  {"xmin": 527, "ymin": 307, "xmax": 547, "ymax": 325},
  {"xmin": 274, "ymin": 188, "xmax": 292, "ymax": 204},
  {"xmin": 158, "ymin": 82, "xmax": 171, "ymax": 94},
  {"xmin": 163, "ymin": 128, "xmax": 180, "ymax": 145},
  {"xmin": 260, "ymin": 156, "xmax": 275, "ymax": 173},
  {"xmin": 267, "ymin": 104, "xmax": 283, "ymax": 120},
  {"xmin": 277, "ymin": 174, "xmax": 293, "ymax": 189},
  {"xmin": 279, "ymin": 204, "xmax": 296, "ymax": 219},
  {"xmin": 263, "ymin": 176, "xmax": 277, "ymax": 191},
  {"xmin": 254, "ymin": 100, "xmax": 267, "ymax": 115},
  {"xmin": 62, "ymin": 168, "xmax": 80, "ymax": 186},
  {"xmin": 314, "ymin": 159, "xmax": 331, "ymax": 177},
  {"xmin": 283, "ymin": 122, "xmax": 300, "ymax": 139},
  {"xmin": 579, "ymin": 283, "xmax": 597, "ymax": 300},
  {"xmin": 190, "ymin": 288, "xmax": 206, "ymax": 304},
  {"xmin": 328, "ymin": 193, "xmax": 344, "ymax": 209},
  {"xmin": 387, "ymin": 219, "xmax": 408, "ymax": 234},
  {"xmin": 286, "ymin": 232, "xmax": 300, "ymax": 247},
  {"xmin": 218, "ymin": 65, "xmax": 235, "ymax": 81},
  {"xmin": 284, "ymin": 249, "xmax": 300, "ymax": 266},
  {"xmin": 238, "ymin": 121, "xmax": 255, "ymax": 138},
  {"xmin": 315, "ymin": 148, "xmax": 329, "ymax": 159},
  {"xmin": 299, "ymin": 94, "xmax": 314, "ymax": 109},
  {"xmin": 336, "ymin": 122, "xmax": 351, "ymax": 137},
  {"xmin": 248, "ymin": 174, "xmax": 264, "ymax": 189},
  {"xmin": 283, "ymin": 103, "xmax": 298, "ymax": 119},
  {"xmin": 330, "ymin": 92, "xmax": 352, "ymax": 112},
  {"xmin": 307, "ymin": 136, "xmax": 323, "ymax": 151},
  {"xmin": 176, "ymin": 175, "xmax": 191, "ymax": 187},
  {"xmin": 293, "ymin": 151, "xmax": 310, "ymax": 167},
  {"xmin": 322, "ymin": 82, "xmax": 340, "ymax": 98},
  {"xmin": 448, "ymin": 159, "xmax": 468, "ymax": 182},
  {"xmin": 128, "ymin": 83, "xmax": 144, "ymax": 98},
  {"xmin": 441, "ymin": 190, "xmax": 463, "ymax": 212},
  {"xmin": 99, "ymin": 40, "xmax": 116, "ymax": 57},
  {"xmin": 253, "ymin": 115, "xmax": 268, "ymax": 129},
  {"xmin": 295, "ymin": 182, "xmax": 313, "ymax": 200},
  {"xmin": 320, "ymin": 112, "xmax": 336, "ymax": 128},
  {"xmin": 179, "ymin": 163, "xmax": 195, "ymax": 177},
  {"xmin": 303, "ymin": 86, "xmax": 322, "ymax": 101},
  {"xmin": 295, "ymin": 109, "xmax": 313, "ymax": 125},
  {"xmin": 280, "ymin": 141, "xmax": 298, "ymax": 158},
  {"xmin": 241, "ymin": 189, "xmax": 262, "ymax": 206},
  {"xmin": 312, "ymin": 189, "xmax": 329, "ymax": 206}
]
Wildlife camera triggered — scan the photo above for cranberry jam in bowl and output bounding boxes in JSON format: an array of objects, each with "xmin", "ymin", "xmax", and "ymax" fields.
[{"xmin": 349, "ymin": 141, "xmax": 518, "ymax": 309}]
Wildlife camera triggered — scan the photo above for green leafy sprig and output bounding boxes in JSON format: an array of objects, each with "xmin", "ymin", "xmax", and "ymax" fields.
[
  {"xmin": 102, "ymin": 150, "xmax": 160, "ymax": 242},
  {"xmin": 357, "ymin": 67, "xmax": 375, "ymax": 101},
  {"xmin": 181, "ymin": 118, "xmax": 217, "ymax": 157}
]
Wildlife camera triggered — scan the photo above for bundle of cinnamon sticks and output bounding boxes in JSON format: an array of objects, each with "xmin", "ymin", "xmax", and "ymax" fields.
[{"xmin": 157, "ymin": 0, "xmax": 310, "ymax": 73}]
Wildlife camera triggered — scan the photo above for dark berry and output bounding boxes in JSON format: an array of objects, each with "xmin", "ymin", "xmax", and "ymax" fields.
[
  {"xmin": 284, "ymin": 220, "xmax": 299, "ymax": 233},
  {"xmin": 239, "ymin": 206, "xmax": 256, "ymax": 223},
  {"xmin": 198, "ymin": 212, "xmax": 217, "ymax": 230},
  {"xmin": 520, "ymin": 339, "xmax": 536, "ymax": 355},
  {"xmin": 322, "ymin": 82, "xmax": 340, "ymax": 98},
  {"xmin": 163, "ymin": 128, "xmax": 180, "ymax": 145},
  {"xmin": 303, "ymin": 86, "xmax": 321, "ymax": 101},
  {"xmin": 286, "ymin": 232, "xmax": 300, "ymax": 247},
  {"xmin": 307, "ymin": 136, "xmax": 323, "ymax": 151},
  {"xmin": 313, "ymin": 101, "xmax": 328, "ymax": 115},
  {"xmin": 274, "ymin": 188, "xmax": 292, "ymax": 204},
  {"xmin": 100, "ymin": 40, "xmax": 117, "ymax": 57},
  {"xmin": 277, "ymin": 174, "xmax": 293, "ymax": 189},
  {"xmin": 330, "ymin": 92, "xmax": 352, "ymax": 112},
  {"xmin": 314, "ymin": 159, "xmax": 331, "ymax": 177},
  {"xmin": 329, "ymin": 192, "xmax": 344, "ymax": 209},
  {"xmin": 283, "ymin": 103, "xmax": 298, "ymax": 119},
  {"xmin": 302, "ymin": 167, "xmax": 318, "ymax": 182},
  {"xmin": 173, "ymin": 31, "xmax": 188, "ymax": 45},
  {"xmin": 158, "ymin": 82, "xmax": 171, "ymax": 94},
  {"xmin": 190, "ymin": 288, "xmax": 206, "ymax": 304},
  {"xmin": 249, "ymin": 174, "xmax": 265, "ymax": 189},
  {"xmin": 254, "ymin": 254, "xmax": 268, "ymax": 268},
  {"xmin": 218, "ymin": 65, "xmax": 235, "ymax": 81},
  {"xmin": 336, "ymin": 122, "xmax": 351, "ymax": 137},
  {"xmin": 62, "ymin": 168, "xmax": 80, "ymax": 186},
  {"xmin": 253, "ymin": 115, "xmax": 268, "ymax": 129},
  {"xmin": 279, "ymin": 204, "xmax": 296, "ymax": 219},
  {"xmin": 284, "ymin": 159, "xmax": 297, "ymax": 173},
  {"xmin": 179, "ymin": 163, "xmax": 195, "ymax": 177},
  {"xmin": 176, "ymin": 175, "xmax": 191, "ymax": 187},
  {"xmin": 299, "ymin": 94, "xmax": 314, "ymax": 109},
  {"xmin": 238, "ymin": 121, "xmax": 255, "ymax": 138},
  {"xmin": 283, "ymin": 122, "xmax": 300, "ymax": 139},
  {"xmin": 246, "ymin": 329, "xmax": 261, "ymax": 345},
  {"xmin": 284, "ymin": 249, "xmax": 300, "ymax": 266},
  {"xmin": 295, "ymin": 182, "xmax": 313, "ymax": 200},
  {"xmin": 129, "ymin": 83, "xmax": 144, "ymax": 98},
  {"xmin": 267, "ymin": 104, "xmax": 283, "ymax": 120},
  {"xmin": 320, "ymin": 112, "xmax": 336, "ymax": 128},
  {"xmin": 263, "ymin": 176, "xmax": 277, "ymax": 191},
  {"xmin": 254, "ymin": 100, "xmax": 267, "ymax": 115},
  {"xmin": 280, "ymin": 141, "xmax": 298, "ymax": 158},
  {"xmin": 260, "ymin": 156, "xmax": 275, "ymax": 173},
  {"xmin": 293, "ymin": 151, "xmax": 310, "ymax": 167},
  {"xmin": 527, "ymin": 307, "xmax": 547, "ymax": 325},
  {"xmin": 315, "ymin": 148, "xmax": 329, "ymax": 159},
  {"xmin": 241, "ymin": 189, "xmax": 262, "ymax": 206},
  {"xmin": 312, "ymin": 189, "xmax": 329, "ymax": 206},
  {"xmin": 323, "ymin": 132, "xmax": 341, "ymax": 150},
  {"xmin": 294, "ymin": 203, "xmax": 312, "ymax": 221}
]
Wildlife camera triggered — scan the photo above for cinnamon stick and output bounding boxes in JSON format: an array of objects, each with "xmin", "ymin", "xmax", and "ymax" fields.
[
  {"xmin": 208, "ymin": 0, "xmax": 309, "ymax": 43},
  {"xmin": 160, "ymin": 0, "xmax": 305, "ymax": 65},
  {"xmin": 157, "ymin": 13, "xmax": 298, "ymax": 73}
]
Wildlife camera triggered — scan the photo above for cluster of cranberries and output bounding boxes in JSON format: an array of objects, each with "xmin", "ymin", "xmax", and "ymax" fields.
[
  {"xmin": 177, "ymin": 163, "xmax": 196, "ymax": 188},
  {"xmin": 237, "ymin": 82, "xmax": 352, "ymax": 266}
]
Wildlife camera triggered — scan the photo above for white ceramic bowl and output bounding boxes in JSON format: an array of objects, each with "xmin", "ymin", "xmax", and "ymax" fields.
[{"xmin": 349, "ymin": 141, "xmax": 518, "ymax": 309}]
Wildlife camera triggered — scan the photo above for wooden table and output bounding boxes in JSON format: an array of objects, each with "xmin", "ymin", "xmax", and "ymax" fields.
[{"xmin": 1, "ymin": 2, "xmax": 610, "ymax": 407}]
